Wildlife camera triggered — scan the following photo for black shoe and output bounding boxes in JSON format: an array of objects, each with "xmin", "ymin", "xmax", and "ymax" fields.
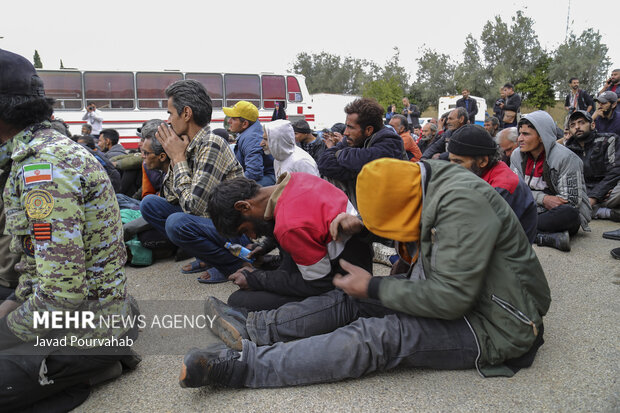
[
  {"xmin": 179, "ymin": 344, "xmax": 247, "ymax": 388},
  {"xmin": 611, "ymin": 248, "xmax": 620, "ymax": 260},
  {"xmin": 536, "ymin": 231, "xmax": 571, "ymax": 252},
  {"xmin": 205, "ymin": 297, "xmax": 248, "ymax": 351},
  {"xmin": 602, "ymin": 228, "xmax": 620, "ymax": 241}
]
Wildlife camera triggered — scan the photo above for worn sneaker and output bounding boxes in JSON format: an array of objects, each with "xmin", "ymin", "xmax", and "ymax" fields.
[
  {"xmin": 536, "ymin": 231, "xmax": 570, "ymax": 252},
  {"xmin": 179, "ymin": 344, "xmax": 247, "ymax": 388},
  {"xmin": 372, "ymin": 242, "xmax": 396, "ymax": 267},
  {"xmin": 205, "ymin": 297, "xmax": 249, "ymax": 351}
]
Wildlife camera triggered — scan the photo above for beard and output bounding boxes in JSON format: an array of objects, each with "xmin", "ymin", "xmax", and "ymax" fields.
[
  {"xmin": 245, "ymin": 216, "xmax": 275, "ymax": 239},
  {"xmin": 470, "ymin": 162, "xmax": 484, "ymax": 177}
]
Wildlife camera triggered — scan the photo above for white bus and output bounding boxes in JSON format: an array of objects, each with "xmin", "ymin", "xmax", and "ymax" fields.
[
  {"xmin": 37, "ymin": 70, "xmax": 314, "ymax": 149},
  {"xmin": 437, "ymin": 95, "xmax": 488, "ymax": 126}
]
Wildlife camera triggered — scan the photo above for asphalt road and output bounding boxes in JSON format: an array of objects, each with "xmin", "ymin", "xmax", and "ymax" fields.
[{"xmin": 76, "ymin": 219, "xmax": 619, "ymax": 412}]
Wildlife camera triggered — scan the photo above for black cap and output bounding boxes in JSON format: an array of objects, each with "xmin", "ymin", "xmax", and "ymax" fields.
[
  {"xmin": 0, "ymin": 49, "xmax": 46, "ymax": 97},
  {"xmin": 292, "ymin": 119, "xmax": 312, "ymax": 134},
  {"xmin": 212, "ymin": 128, "xmax": 230, "ymax": 141},
  {"xmin": 568, "ymin": 110, "xmax": 592, "ymax": 123},
  {"xmin": 330, "ymin": 122, "xmax": 346, "ymax": 134},
  {"xmin": 448, "ymin": 124, "xmax": 497, "ymax": 156}
]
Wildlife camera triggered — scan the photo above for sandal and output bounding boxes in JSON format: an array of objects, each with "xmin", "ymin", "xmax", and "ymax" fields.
[
  {"xmin": 196, "ymin": 268, "xmax": 229, "ymax": 284},
  {"xmin": 181, "ymin": 259, "xmax": 208, "ymax": 274}
]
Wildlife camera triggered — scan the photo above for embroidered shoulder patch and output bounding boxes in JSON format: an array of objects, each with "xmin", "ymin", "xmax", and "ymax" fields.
[
  {"xmin": 25, "ymin": 190, "xmax": 54, "ymax": 219},
  {"xmin": 22, "ymin": 235, "xmax": 35, "ymax": 257},
  {"xmin": 23, "ymin": 163, "xmax": 53, "ymax": 185}
]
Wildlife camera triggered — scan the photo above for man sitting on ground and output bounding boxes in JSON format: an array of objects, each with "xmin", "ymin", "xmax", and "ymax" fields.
[
  {"xmin": 416, "ymin": 122, "xmax": 439, "ymax": 154},
  {"xmin": 496, "ymin": 127, "xmax": 519, "ymax": 165},
  {"xmin": 140, "ymin": 80, "xmax": 247, "ymax": 282},
  {"xmin": 261, "ymin": 120, "xmax": 319, "ymax": 178},
  {"xmin": 564, "ymin": 110, "xmax": 620, "ymax": 221},
  {"xmin": 421, "ymin": 107, "xmax": 468, "ymax": 160},
  {"xmin": 484, "ymin": 116, "xmax": 500, "ymax": 137},
  {"xmin": 511, "ymin": 110, "xmax": 591, "ymax": 252},
  {"xmin": 292, "ymin": 119, "xmax": 326, "ymax": 163},
  {"xmin": 98, "ymin": 128, "xmax": 127, "ymax": 160},
  {"xmin": 448, "ymin": 125, "xmax": 537, "ymax": 243},
  {"xmin": 317, "ymin": 97, "xmax": 407, "ymax": 207},
  {"xmin": 179, "ymin": 158, "xmax": 550, "ymax": 389},
  {"xmin": 389, "ymin": 114, "xmax": 422, "ymax": 161},
  {"xmin": 592, "ymin": 91, "xmax": 620, "ymax": 136},
  {"xmin": 206, "ymin": 173, "xmax": 372, "ymax": 311},
  {"xmin": 225, "ymin": 101, "xmax": 275, "ymax": 186}
]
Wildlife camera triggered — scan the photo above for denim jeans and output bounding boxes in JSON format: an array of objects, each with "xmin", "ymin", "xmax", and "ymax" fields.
[
  {"xmin": 240, "ymin": 288, "xmax": 478, "ymax": 387},
  {"xmin": 116, "ymin": 193, "xmax": 141, "ymax": 210},
  {"xmin": 140, "ymin": 195, "xmax": 249, "ymax": 275}
]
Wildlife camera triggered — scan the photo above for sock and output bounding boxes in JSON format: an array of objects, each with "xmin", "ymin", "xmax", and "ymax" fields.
[
  {"xmin": 237, "ymin": 350, "xmax": 244, "ymax": 362},
  {"xmin": 595, "ymin": 207, "xmax": 611, "ymax": 219}
]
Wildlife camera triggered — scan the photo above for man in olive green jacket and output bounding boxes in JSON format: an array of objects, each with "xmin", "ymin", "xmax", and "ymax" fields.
[{"xmin": 178, "ymin": 158, "xmax": 551, "ymax": 389}]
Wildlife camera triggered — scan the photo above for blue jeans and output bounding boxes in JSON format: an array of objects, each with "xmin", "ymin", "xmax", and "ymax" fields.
[
  {"xmin": 140, "ymin": 195, "xmax": 249, "ymax": 275},
  {"xmin": 116, "ymin": 193, "xmax": 141, "ymax": 210},
  {"xmin": 255, "ymin": 174, "xmax": 275, "ymax": 187},
  {"xmin": 240, "ymin": 287, "xmax": 478, "ymax": 387}
]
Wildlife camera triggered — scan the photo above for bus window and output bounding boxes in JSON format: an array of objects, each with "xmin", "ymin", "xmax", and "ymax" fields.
[
  {"xmin": 37, "ymin": 71, "xmax": 83, "ymax": 110},
  {"xmin": 287, "ymin": 76, "xmax": 303, "ymax": 102},
  {"xmin": 137, "ymin": 72, "xmax": 183, "ymax": 109},
  {"xmin": 261, "ymin": 75, "xmax": 286, "ymax": 109},
  {"xmin": 225, "ymin": 74, "xmax": 260, "ymax": 108},
  {"xmin": 185, "ymin": 73, "xmax": 223, "ymax": 108},
  {"xmin": 84, "ymin": 71, "xmax": 135, "ymax": 109}
]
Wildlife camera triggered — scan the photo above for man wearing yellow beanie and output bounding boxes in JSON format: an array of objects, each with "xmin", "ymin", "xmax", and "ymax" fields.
[{"xmin": 179, "ymin": 158, "xmax": 551, "ymax": 389}]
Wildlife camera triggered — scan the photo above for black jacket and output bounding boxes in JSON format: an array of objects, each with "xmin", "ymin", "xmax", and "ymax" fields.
[
  {"xmin": 504, "ymin": 92, "xmax": 522, "ymax": 113},
  {"xmin": 565, "ymin": 130, "xmax": 620, "ymax": 201},
  {"xmin": 456, "ymin": 97, "xmax": 478, "ymax": 124},
  {"xmin": 564, "ymin": 90, "xmax": 594, "ymax": 114}
]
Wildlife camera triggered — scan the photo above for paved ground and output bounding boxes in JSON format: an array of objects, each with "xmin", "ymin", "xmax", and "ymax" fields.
[{"xmin": 76, "ymin": 220, "xmax": 619, "ymax": 412}]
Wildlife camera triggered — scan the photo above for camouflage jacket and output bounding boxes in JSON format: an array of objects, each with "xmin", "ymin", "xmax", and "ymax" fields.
[{"xmin": 2, "ymin": 122, "xmax": 130, "ymax": 345}]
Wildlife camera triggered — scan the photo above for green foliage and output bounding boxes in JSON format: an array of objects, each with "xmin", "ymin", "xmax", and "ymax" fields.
[
  {"xmin": 362, "ymin": 77, "xmax": 403, "ymax": 110},
  {"xmin": 33, "ymin": 50, "xmax": 42, "ymax": 68},
  {"xmin": 516, "ymin": 57, "xmax": 556, "ymax": 110},
  {"xmin": 548, "ymin": 28, "xmax": 611, "ymax": 95},
  {"xmin": 409, "ymin": 49, "xmax": 456, "ymax": 111},
  {"xmin": 454, "ymin": 34, "xmax": 492, "ymax": 101},
  {"xmin": 382, "ymin": 47, "xmax": 410, "ymax": 95},
  {"xmin": 292, "ymin": 52, "xmax": 379, "ymax": 95}
]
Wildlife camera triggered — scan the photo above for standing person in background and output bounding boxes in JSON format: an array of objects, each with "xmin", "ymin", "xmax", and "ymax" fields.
[
  {"xmin": 493, "ymin": 87, "xmax": 507, "ymax": 129},
  {"xmin": 598, "ymin": 69, "xmax": 620, "ymax": 95},
  {"xmin": 499, "ymin": 84, "xmax": 521, "ymax": 128},
  {"xmin": 564, "ymin": 78, "xmax": 594, "ymax": 115},
  {"xmin": 385, "ymin": 104, "xmax": 396, "ymax": 125},
  {"xmin": 82, "ymin": 102, "xmax": 104, "ymax": 136},
  {"xmin": 271, "ymin": 101, "xmax": 286, "ymax": 121},
  {"xmin": 456, "ymin": 89, "xmax": 478, "ymax": 124},
  {"xmin": 401, "ymin": 97, "xmax": 420, "ymax": 132}
]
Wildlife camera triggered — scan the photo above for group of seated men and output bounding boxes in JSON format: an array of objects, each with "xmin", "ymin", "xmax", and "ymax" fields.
[{"xmin": 0, "ymin": 46, "xmax": 618, "ymax": 410}]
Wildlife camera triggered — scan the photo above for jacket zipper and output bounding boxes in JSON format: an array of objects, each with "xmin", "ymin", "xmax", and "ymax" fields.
[
  {"xmin": 491, "ymin": 294, "xmax": 538, "ymax": 336},
  {"xmin": 463, "ymin": 316, "xmax": 484, "ymax": 378}
]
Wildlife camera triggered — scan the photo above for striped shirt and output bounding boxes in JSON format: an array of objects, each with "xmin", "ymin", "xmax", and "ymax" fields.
[{"xmin": 162, "ymin": 126, "xmax": 243, "ymax": 217}]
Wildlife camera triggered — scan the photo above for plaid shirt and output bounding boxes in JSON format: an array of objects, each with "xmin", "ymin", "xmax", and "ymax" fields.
[{"xmin": 162, "ymin": 126, "xmax": 243, "ymax": 217}]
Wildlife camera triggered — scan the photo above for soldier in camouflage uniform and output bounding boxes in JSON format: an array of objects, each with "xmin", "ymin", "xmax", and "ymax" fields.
[{"xmin": 0, "ymin": 49, "xmax": 139, "ymax": 412}]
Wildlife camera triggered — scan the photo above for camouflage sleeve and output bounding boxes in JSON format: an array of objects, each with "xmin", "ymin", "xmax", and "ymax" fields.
[{"xmin": 6, "ymin": 160, "xmax": 91, "ymax": 340}]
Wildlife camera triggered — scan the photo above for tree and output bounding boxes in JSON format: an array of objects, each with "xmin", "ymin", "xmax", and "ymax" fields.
[
  {"xmin": 409, "ymin": 48, "xmax": 456, "ymax": 111},
  {"xmin": 60, "ymin": 59, "xmax": 65, "ymax": 69},
  {"xmin": 454, "ymin": 34, "xmax": 492, "ymax": 101},
  {"xmin": 362, "ymin": 77, "xmax": 403, "ymax": 110},
  {"xmin": 33, "ymin": 50, "xmax": 42, "ymax": 68},
  {"xmin": 548, "ymin": 28, "xmax": 611, "ymax": 95},
  {"xmin": 479, "ymin": 11, "xmax": 546, "ymax": 100},
  {"xmin": 516, "ymin": 56, "xmax": 556, "ymax": 110},
  {"xmin": 291, "ymin": 52, "xmax": 379, "ymax": 95},
  {"xmin": 382, "ymin": 47, "xmax": 410, "ymax": 95}
]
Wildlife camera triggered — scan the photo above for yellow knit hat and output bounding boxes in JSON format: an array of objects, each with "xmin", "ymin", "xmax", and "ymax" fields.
[{"xmin": 356, "ymin": 158, "xmax": 423, "ymax": 242}]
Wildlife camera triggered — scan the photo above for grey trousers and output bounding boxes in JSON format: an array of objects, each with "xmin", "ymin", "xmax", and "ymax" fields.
[{"xmin": 242, "ymin": 288, "xmax": 478, "ymax": 388}]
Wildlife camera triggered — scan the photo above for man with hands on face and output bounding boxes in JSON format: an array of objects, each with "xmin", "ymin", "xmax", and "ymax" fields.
[
  {"xmin": 140, "ymin": 80, "xmax": 247, "ymax": 283},
  {"xmin": 178, "ymin": 158, "xmax": 550, "ymax": 390}
]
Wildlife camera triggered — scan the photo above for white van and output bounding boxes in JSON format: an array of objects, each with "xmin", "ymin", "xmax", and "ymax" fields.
[{"xmin": 437, "ymin": 95, "xmax": 488, "ymax": 126}]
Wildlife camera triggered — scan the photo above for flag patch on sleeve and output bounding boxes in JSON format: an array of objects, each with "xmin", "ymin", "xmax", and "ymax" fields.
[{"xmin": 23, "ymin": 163, "xmax": 53, "ymax": 184}]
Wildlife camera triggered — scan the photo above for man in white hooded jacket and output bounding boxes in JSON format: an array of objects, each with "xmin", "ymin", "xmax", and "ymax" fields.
[{"xmin": 261, "ymin": 120, "xmax": 319, "ymax": 178}]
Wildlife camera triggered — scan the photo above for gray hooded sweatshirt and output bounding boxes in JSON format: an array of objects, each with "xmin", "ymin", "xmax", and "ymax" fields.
[
  {"xmin": 510, "ymin": 110, "xmax": 591, "ymax": 231},
  {"xmin": 263, "ymin": 120, "xmax": 319, "ymax": 179}
]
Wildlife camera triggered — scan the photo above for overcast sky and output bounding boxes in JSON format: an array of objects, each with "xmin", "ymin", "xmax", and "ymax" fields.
[{"xmin": 2, "ymin": 0, "xmax": 618, "ymax": 83}]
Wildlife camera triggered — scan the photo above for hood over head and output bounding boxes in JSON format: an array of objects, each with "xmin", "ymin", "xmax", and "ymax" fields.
[
  {"xmin": 518, "ymin": 110, "xmax": 557, "ymax": 157},
  {"xmin": 263, "ymin": 120, "xmax": 295, "ymax": 161}
]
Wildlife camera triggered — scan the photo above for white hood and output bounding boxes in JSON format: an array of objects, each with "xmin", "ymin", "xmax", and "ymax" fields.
[{"xmin": 264, "ymin": 120, "xmax": 295, "ymax": 161}]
